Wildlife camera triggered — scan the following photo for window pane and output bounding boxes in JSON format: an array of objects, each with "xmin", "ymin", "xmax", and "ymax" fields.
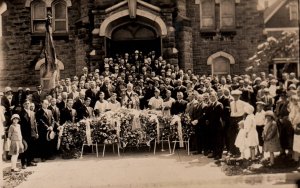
[
  {"xmin": 55, "ymin": 21, "xmax": 67, "ymax": 31},
  {"xmin": 221, "ymin": 0, "xmax": 235, "ymax": 28},
  {"xmin": 222, "ymin": 17, "xmax": 234, "ymax": 27},
  {"xmin": 202, "ymin": 1, "xmax": 214, "ymax": 17},
  {"xmin": 201, "ymin": 0, "xmax": 215, "ymax": 28},
  {"xmin": 202, "ymin": 17, "xmax": 214, "ymax": 27},
  {"xmin": 55, "ymin": 3, "xmax": 66, "ymax": 19},
  {"xmin": 33, "ymin": 2, "xmax": 46, "ymax": 19},
  {"xmin": 213, "ymin": 57, "xmax": 230, "ymax": 74},
  {"xmin": 222, "ymin": 0, "xmax": 234, "ymax": 15},
  {"xmin": 33, "ymin": 21, "xmax": 46, "ymax": 32}
]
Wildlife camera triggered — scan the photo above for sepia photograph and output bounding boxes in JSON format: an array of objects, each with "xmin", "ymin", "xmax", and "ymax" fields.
[{"xmin": 0, "ymin": 0, "xmax": 299, "ymax": 187}]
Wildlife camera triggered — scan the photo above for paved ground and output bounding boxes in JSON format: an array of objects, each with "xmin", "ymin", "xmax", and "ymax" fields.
[{"xmin": 2, "ymin": 147, "xmax": 300, "ymax": 188}]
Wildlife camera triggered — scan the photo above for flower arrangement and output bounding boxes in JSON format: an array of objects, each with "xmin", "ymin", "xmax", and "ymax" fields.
[{"xmin": 180, "ymin": 113, "xmax": 195, "ymax": 140}]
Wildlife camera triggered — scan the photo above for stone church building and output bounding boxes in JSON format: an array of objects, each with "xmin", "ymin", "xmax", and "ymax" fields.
[{"xmin": 0, "ymin": 0, "xmax": 265, "ymax": 89}]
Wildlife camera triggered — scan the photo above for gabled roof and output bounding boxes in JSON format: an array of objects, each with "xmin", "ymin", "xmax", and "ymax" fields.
[{"xmin": 264, "ymin": 0, "xmax": 287, "ymax": 23}]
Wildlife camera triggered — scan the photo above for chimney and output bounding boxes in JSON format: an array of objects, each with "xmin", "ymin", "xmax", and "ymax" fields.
[{"xmin": 264, "ymin": 0, "xmax": 269, "ymax": 8}]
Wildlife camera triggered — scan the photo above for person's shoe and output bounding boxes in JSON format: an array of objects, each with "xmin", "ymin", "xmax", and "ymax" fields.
[
  {"xmin": 47, "ymin": 156, "xmax": 56, "ymax": 160},
  {"xmin": 207, "ymin": 153, "xmax": 214, "ymax": 158},
  {"xmin": 22, "ymin": 165, "xmax": 27, "ymax": 169},
  {"xmin": 27, "ymin": 162, "xmax": 37, "ymax": 167},
  {"xmin": 11, "ymin": 168, "xmax": 21, "ymax": 172},
  {"xmin": 214, "ymin": 156, "xmax": 222, "ymax": 160},
  {"xmin": 32, "ymin": 159, "xmax": 39, "ymax": 163},
  {"xmin": 203, "ymin": 151, "xmax": 209, "ymax": 156},
  {"xmin": 41, "ymin": 158, "xmax": 46, "ymax": 162}
]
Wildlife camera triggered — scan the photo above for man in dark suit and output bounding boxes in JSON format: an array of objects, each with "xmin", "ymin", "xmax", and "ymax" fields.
[
  {"xmin": 218, "ymin": 89, "xmax": 231, "ymax": 153},
  {"xmin": 73, "ymin": 91, "xmax": 87, "ymax": 121},
  {"xmin": 48, "ymin": 98, "xmax": 60, "ymax": 124},
  {"xmin": 85, "ymin": 81, "xmax": 99, "ymax": 108},
  {"xmin": 171, "ymin": 92, "xmax": 188, "ymax": 115},
  {"xmin": 32, "ymin": 85, "xmax": 47, "ymax": 111},
  {"xmin": 35, "ymin": 99, "xmax": 55, "ymax": 161},
  {"xmin": 190, "ymin": 94, "xmax": 208, "ymax": 155},
  {"xmin": 60, "ymin": 99, "xmax": 77, "ymax": 125},
  {"xmin": 57, "ymin": 92, "xmax": 68, "ymax": 112},
  {"xmin": 19, "ymin": 100, "xmax": 38, "ymax": 169},
  {"xmin": 207, "ymin": 92, "xmax": 224, "ymax": 160}
]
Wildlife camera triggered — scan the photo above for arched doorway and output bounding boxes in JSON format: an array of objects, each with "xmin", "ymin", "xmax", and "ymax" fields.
[
  {"xmin": 99, "ymin": 8, "xmax": 167, "ymax": 58},
  {"xmin": 107, "ymin": 22, "xmax": 161, "ymax": 57}
]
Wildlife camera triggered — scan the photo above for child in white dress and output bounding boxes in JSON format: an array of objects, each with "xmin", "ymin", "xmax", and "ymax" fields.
[
  {"xmin": 8, "ymin": 114, "xmax": 24, "ymax": 172},
  {"xmin": 235, "ymin": 105, "xmax": 258, "ymax": 160}
]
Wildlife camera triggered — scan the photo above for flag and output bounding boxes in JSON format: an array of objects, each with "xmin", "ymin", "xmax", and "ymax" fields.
[{"xmin": 44, "ymin": 14, "xmax": 57, "ymax": 75}]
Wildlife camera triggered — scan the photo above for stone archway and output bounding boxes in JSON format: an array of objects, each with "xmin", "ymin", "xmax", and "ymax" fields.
[
  {"xmin": 99, "ymin": 9, "xmax": 167, "ymax": 39},
  {"xmin": 207, "ymin": 51, "xmax": 235, "ymax": 75}
]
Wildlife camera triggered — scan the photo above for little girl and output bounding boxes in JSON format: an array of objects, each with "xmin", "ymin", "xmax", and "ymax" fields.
[
  {"xmin": 235, "ymin": 105, "xmax": 258, "ymax": 160},
  {"xmin": 263, "ymin": 111, "xmax": 281, "ymax": 166},
  {"xmin": 8, "ymin": 114, "xmax": 24, "ymax": 172},
  {"xmin": 244, "ymin": 105, "xmax": 259, "ymax": 160}
]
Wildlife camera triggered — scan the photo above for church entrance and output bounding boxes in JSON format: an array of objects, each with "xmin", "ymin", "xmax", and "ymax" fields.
[{"xmin": 106, "ymin": 22, "xmax": 162, "ymax": 58}]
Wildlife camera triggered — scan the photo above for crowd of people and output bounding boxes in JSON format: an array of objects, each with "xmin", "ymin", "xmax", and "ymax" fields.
[{"xmin": 1, "ymin": 50, "xmax": 300, "ymax": 172}]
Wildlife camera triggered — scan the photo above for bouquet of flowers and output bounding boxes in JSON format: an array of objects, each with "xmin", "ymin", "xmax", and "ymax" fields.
[
  {"xmin": 91, "ymin": 116, "xmax": 118, "ymax": 144},
  {"xmin": 158, "ymin": 116, "xmax": 172, "ymax": 141},
  {"xmin": 60, "ymin": 122, "xmax": 85, "ymax": 159},
  {"xmin": 180, "ymin": 113, "xmax": 195, "ymax": 140},
  {"xmin": 139, "ymin": 113, "xmax": 157, "ymax": 146}
]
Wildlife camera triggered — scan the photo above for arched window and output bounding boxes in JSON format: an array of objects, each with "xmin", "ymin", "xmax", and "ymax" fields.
[
  {"xmin": 220, "ymin": 0, "xmax": 235, "ymax": 29},
  {"xmin": 52, "ymin": 0, "xmax": 68, "ymax": 32},
  {"xmin": 31, "ymin": 1, "xmax": 46, "ymax": 33},
  {"xmin": 289, "ymin": 1, "xmax": 299, "ymax": 21},
  {"xmin": 29, "ymin": 0, "xmax": 69, "ymax": 34},
  {"xmin": 207, "ymin": 51, "xmax": 235, "ymax": 76},
  {"xmin": 200, "ymin": 0, "xmax": 215, "ymax": 30}
]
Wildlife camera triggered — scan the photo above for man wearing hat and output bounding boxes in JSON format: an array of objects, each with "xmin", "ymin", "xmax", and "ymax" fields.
[
  {"xmin": 1, "ymin": 86, "xmax": 14, "ymax": 125},
  {"xmin": 19, "ymin": 100, "xmax": 38, "ymax": 169},
  {"xmin": 228, "ymin": 89, "xmax": 249, "ymax": 157},
  {"xmin": 12, "ymin": 87, "xmax": 26, "ymax": 114},
  {"xmin": 102, "ymin": 63, "xmax": 112, "ymax": 77},
  {"xmin": 274, "ymin": 92, "xmax": 293, "ymax": 157},
  {"xmin": 261, "ymin": 88, "xmax": 274, "ymax": 111},
  {"xmin": 35, "ymin": 99, "xmax": 55, "ymax": 161}
]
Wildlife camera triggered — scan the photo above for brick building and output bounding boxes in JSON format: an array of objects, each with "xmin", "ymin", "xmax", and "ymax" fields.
[{"xmin": 0, "ymin": 0, "xmax": 266, "ymax": 89}]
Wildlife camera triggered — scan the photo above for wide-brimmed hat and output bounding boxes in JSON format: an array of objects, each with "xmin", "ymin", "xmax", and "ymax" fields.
[
  {"xmin": 231, "ymin": 89, "xmax": 242, "ymax": 95},
  {"xmin": 256, "ymin": 101, "xmax": 265, "ymax": 106},
  {"xmin": 11, "ymin": 114, "xmax": 20, "ymax": 121},
  {"xmin": 265, "ymin": 110, "xmax": 275, "ymax": 119},
  {"xmin": 46, "ymin": 130, "xmax": 56, "ymax": 141},
  {"xmin": 4, "ymin": 86, "xmax": 12, "ymax": 93}
]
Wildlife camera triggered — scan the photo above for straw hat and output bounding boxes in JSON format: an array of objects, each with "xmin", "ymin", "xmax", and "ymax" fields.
[{"xmin": 265, "ymin": 110, "xmax": 275, "ymax": 119}]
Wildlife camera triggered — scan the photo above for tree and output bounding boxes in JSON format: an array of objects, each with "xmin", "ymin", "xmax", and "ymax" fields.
[{"xmin": 246, "ymin": 31, "xmax": 299, "ymax": 72}]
